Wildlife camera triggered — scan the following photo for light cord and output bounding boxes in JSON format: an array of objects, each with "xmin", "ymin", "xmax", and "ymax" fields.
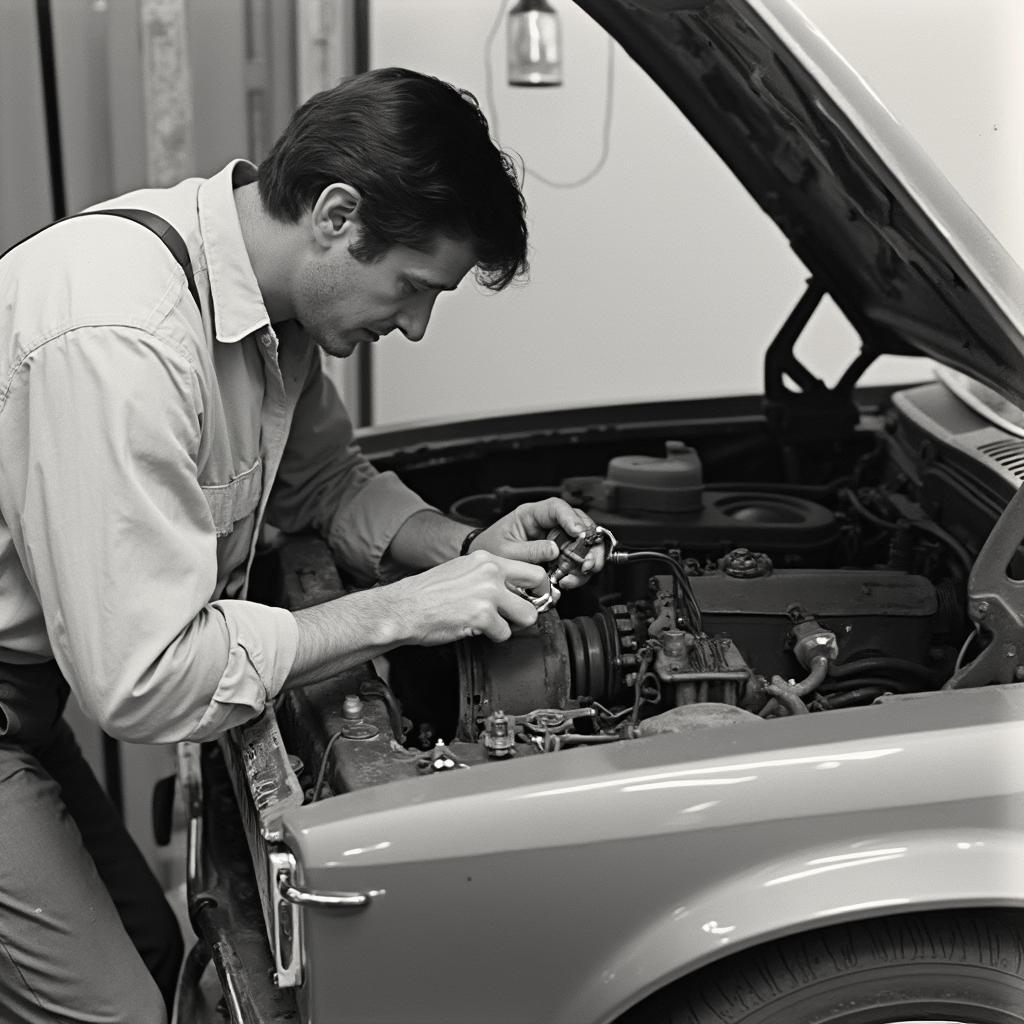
[{"xmin": 483, "ymin": 0, "xmax": 616, "ymax": 190}]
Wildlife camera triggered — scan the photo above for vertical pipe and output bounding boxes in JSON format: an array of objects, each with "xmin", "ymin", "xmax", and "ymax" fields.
[
  {"xmin": 353, "ymin": 0, "xmax": 373, "ymax": 427},
  {"xmin": 34, "ymin": 0, "xmax": 66, "ymax": 219}
]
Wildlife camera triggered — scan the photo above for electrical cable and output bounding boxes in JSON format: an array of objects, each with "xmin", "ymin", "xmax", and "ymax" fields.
[
  {"xmin": 619, "ymin": 550, "xmax": 703, "ymax": 632},
  {"xmin": 628, "ymin": 648, "xmax": 653, "ymax": 730},
  {"xmin": 483, "ymin": 0, "xmax": 616, "ymax": 190},
  {"xmin": 311, "ymin": 730, "xmax": 345, "ymax": 803},
  {"xmin": 954, "ymin": 625, "xmax": 982, "ymax": 673}
]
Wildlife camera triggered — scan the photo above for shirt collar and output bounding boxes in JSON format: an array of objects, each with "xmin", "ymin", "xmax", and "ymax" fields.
[{"xmin": 197, "ymin": 159, "xmax": 271, "ymax": 344}]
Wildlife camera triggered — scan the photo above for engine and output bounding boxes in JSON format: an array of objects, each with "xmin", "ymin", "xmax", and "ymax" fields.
[{"xmin": 270, "ymin": 422, "xmax": 973, "ymax": 802}]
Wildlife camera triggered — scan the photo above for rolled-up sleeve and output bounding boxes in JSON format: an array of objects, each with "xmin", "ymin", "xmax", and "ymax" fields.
[
  {"xmin": 0, "ymin": 326, "xmax": 298, "ymax": 744},
  {"xmin": 267, "ymin": 356, "xmax": 434, "ymax": 585},
  {"xmin": 188, "ymin": 599, "xmax": 297, "ymax": 740}
]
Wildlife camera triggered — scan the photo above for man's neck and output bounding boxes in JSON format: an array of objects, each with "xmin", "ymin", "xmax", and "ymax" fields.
[{"xmin": 233, "ymin": 182, "xmax": 301, "ymax": 323}]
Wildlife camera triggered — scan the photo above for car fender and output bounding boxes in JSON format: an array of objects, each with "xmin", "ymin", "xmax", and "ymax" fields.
[
  {"xmin": 571, "ymin": 827, "xmax": 1024, "ymax": 1024},
  {"xmin": 286, "ymin": 686, "xmax": 1024, "ymax": 1024}
]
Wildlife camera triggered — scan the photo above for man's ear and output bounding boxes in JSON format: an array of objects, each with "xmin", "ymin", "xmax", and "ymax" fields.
[{"xmin": 310, "ymin": 183, "xmax": 362, "ymax": 249}]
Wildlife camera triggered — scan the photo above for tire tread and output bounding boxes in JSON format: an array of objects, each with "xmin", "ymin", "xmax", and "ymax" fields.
[{"xmin": 617, "ymin": 909, "xmax": 1024, "ymax": 1024}]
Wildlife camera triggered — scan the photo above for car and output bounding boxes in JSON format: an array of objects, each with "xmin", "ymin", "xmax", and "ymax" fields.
[{"xmin": 173, "ymin": 1, "xmax": 1024, "ymax": 1022}]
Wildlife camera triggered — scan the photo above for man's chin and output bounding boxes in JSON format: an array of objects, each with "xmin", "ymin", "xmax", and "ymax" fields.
[{"xmin": 314, "ymin": 335, "xmax": 359, "ymax": 359}]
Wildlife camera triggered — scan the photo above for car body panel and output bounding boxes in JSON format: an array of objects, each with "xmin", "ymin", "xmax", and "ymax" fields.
[{"xmin": 282, "ymin": 685, "xmax": 1024, "ymax": 1023}]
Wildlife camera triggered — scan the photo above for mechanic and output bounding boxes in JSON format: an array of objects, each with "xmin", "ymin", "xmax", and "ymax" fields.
[{"xmin": 0, "ymin": 67, "xmax": 603, "ymax": 1024}]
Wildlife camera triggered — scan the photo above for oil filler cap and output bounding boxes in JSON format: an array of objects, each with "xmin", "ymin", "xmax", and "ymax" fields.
[{"xmin": 604, "ymin": 441, "xmax": 704, "ymax": 514}]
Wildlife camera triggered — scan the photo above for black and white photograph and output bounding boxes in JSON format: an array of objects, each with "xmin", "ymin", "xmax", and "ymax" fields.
[{"xmin": 0, "ymin": 2, "xmax": 1022, "ymax": 1022}]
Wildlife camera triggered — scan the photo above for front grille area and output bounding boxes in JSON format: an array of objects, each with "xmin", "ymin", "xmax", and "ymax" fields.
[{"xmin": 977, "ymin": 438, "xmax": 1024, "ymax": 482}]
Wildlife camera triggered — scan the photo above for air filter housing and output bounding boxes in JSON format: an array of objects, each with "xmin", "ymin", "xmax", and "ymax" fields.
[{"xmin": 560, "ymin": 441, "xmax": 838, "ymax": 565}]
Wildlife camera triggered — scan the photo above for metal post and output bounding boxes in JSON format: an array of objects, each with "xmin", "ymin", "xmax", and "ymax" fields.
[
  {"xmin": 34, "ymin": 0, "xmax": 66, "ymax": 220},
  {"xmin": 353, "ymin": 0, "xmax": 373, "ymax": 427}
]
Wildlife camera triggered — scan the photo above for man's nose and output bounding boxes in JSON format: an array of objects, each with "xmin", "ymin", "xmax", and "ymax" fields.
[{"xmin": 396, "ymin": 294, "xmax": 436, "ymax": 343}]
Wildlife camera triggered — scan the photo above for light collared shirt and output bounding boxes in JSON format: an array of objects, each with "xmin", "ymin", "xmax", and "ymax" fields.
[{"xmin": 0, "ymin": 160, "xmax": 432, "ymax": 743}]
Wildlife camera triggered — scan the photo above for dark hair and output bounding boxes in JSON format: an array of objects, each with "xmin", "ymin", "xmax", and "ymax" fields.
[{"xmin": 258, "ymin": 67, "xmax": 528, "ymax": 291}]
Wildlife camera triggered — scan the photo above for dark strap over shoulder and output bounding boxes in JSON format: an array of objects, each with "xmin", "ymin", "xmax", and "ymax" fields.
[{"xmin": 1, "ymin": 207, "xmax": 200, "ymax": 312}]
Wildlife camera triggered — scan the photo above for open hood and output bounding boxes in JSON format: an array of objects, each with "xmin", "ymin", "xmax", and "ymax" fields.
[{"xmin": 576, "ymin": 0, "xmax": 1024, "ymax": 407}]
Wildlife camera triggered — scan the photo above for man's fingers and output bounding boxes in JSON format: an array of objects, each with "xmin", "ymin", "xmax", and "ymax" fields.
[
  {"xmin": 499, "ymin": 539, "xmax": 558, "ymax": 565},
  {"xmin": 514, "ymin": 497, "xmax": 585, "ymax": 536},
  {"xmin": 499, "ymin": 587, "xmax": 541, "ymax": 630},
  {"xmin": 546, "ymin": 499, "xmax": 589, "ymax": 536},
  {"xmin": 465, "ymin": 553, "xmax": 544, "ymax": 631},
  {"xmin": 495, "ymin": 555, "xmax": 549, "ymax": 590},
  {"xmin": 582, "ymin": 543, "xmax": 606, "ymax": 575},
  {"xmin": 476, "ymin": 616, "xmax": 513, "ymax": 643}
]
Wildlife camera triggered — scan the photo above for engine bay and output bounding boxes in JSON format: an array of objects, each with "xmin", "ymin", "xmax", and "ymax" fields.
[{"xmin": 251, "ymin": 379, "xmax": 1021, "ymax": 804}]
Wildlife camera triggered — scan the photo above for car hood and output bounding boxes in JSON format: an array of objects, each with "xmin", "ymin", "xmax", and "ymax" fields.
[{"xmin": 576, "ymin": 0, "xmax": 1024, "ymax": 407}]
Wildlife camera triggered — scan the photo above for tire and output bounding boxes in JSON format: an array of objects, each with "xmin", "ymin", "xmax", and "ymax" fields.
[{"xmin": 618, "ymin": 911, "xmax": 1024, "ymax": 1024}]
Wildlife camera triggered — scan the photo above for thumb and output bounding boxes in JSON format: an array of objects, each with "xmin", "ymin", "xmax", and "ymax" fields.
[{"xmin": 504, "ymin": 538, "xmax": 559, "ymax": 565}]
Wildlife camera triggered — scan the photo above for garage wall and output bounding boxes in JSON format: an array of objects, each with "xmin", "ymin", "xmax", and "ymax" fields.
[
  {"xmin": 368, "ymin": 0, "xmax": 1024, "ymax": 425},
  {"xmin": 0, "ymin": 0, "xmax": 292, "ymax": 248}
]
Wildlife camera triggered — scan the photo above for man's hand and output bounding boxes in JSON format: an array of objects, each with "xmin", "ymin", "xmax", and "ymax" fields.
[
  {"xmin": 467, "ymin": 497, "xmax": 606, "ymax": 590},
  {"xmin": 388, "ymin": 551, "xmax": 548, "ymax": 644},
  {"xmin": 287, "ymin": 500, "xmax": 608, "ymax": 692},
  {"xmin": 287, "ymin": 550, "xmax": 552, "ymax": 690}
]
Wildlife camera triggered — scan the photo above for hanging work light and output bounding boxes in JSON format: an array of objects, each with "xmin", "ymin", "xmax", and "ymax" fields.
[{"xmin": 507, "ymin": 0, "xmax": 563, "ymax": 87}]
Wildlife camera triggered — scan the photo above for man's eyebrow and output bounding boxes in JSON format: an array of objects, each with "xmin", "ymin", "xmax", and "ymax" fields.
[{"xmin": 408, "ymin": 272, "xmax": 459, "ymax": 292}]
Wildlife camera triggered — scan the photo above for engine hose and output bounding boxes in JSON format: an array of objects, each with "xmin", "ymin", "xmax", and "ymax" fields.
[
  {"xmin": 828, "ymin": 657, "xmax": 942, "ymax": 684},
  {"xmin": 819, "ymin": 675, "xmax": 920, "ymax": 695},
  {"xmin": 824, "ymin": 686, "xmax": 889, "ymax": 708},
  {"xmin": 760, "ymin": 654, "xmax": 829, "ymax": 717},
  {"xmin": 761, "ymin": 683, "xmax": 808, "ymax": 716}
]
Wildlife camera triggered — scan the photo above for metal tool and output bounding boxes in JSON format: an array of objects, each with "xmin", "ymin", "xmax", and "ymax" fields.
[{"xmin": 509, "ymin": 525, "xmax": 618, "ymax": 613}]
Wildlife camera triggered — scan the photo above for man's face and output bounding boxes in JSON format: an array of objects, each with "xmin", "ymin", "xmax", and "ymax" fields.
[{"xmin": 293, "ymin": 231, "xmax": 478, "ymax": 359}]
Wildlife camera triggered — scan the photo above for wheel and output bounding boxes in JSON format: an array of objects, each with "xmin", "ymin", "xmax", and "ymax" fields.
[{"xmin": 618, "ymin": 911, "xmax": 1024, "ymax": 1024}]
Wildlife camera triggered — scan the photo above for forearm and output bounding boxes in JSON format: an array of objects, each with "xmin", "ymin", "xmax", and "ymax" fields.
[
  {"xmin": 286, "ymin": 587, "xmax": 408, "ymax": 689},
  {"xmin": 286, "ymin": 499, "xmax": 602, "ymax": 691},
  {"xmin": 286, "ymin": 550, "xmax": 550, "ymax": 687},
  {"xmin": 386, "ymin": 509, "xmax": 474, "ymax": 571}
]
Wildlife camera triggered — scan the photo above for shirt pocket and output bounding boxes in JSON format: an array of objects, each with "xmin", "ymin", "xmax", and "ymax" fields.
[{"xmin": 200, "ymin": 458, "xmax": 263, "ymax": 538}]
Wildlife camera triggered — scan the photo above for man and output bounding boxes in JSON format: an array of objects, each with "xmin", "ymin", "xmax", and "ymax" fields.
[{"xmin": 0, "ymin": 68, "xmax": 602, "ymax": 1023}]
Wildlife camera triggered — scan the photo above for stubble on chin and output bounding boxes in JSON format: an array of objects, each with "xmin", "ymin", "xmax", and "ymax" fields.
[{"xmin": 319, "ymin": 334, "xmax": 358, "ymax": 360}]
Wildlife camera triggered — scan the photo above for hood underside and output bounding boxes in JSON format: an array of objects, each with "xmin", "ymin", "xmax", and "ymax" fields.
[{"xmin": 576, "ymin": 0, "xmax": 1024, "ymax": 406}]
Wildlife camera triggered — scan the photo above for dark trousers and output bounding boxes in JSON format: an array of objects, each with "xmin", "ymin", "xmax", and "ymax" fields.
[{"xmin": 0, "ymin": 662, "xmax": 183, "ymax": 1023}]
